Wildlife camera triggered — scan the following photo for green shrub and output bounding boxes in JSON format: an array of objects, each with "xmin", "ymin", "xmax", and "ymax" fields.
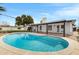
[
  {"xmin": 0, "ymin": 30, "xmax": 28, "ymax": 33},
  {"xmin": 17, "ymin": 27, "xmax": 21, "ymax": 29}
]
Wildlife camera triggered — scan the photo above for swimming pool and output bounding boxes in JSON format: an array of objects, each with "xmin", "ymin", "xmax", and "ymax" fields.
[{"xmin": 3, "ymin": 33, "xmax": 69, "ymax": 52}]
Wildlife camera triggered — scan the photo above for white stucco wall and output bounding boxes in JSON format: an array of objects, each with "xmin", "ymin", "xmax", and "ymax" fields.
[
  {"xmin": 31, "ymin": 22, "xmax": 73, "ymax": 35},
  {"xmin": 0, "ymin": 27, "xmax": 17, "ymax": 31},
  {"xmin": 31, "ymin": 26, "xmax": 37, "ymax": 32},
  {"xmin": 48, "ymin": 23, "xmax": 64, "ymax": 33},
  {"xmin": 37, "ymin": 25, "xmax": 46, "ymax": 32},
  {"xmin": 0, "ymin": 26, "xmax": 28, "ymax": 31},
  {"xmin": 65, "ymin": 22, "xmax": 73, "ymax": 35},
  {"xmin": 0, "ymin": 22, "xmax": 73, "ymax": 35}
]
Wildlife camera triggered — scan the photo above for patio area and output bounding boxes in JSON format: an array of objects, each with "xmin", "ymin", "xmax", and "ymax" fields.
[{"xmin": 0, "ymin": 32, "xmax": 79, "ymax": 55}]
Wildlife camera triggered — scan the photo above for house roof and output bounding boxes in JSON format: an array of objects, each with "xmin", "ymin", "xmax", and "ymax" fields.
[{"xmin": 31, "ymin": 19, "xmax": 76, "ymax": 26}]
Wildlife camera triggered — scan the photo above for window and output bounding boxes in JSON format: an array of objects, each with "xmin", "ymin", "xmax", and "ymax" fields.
[
  {"xmin": 48, "ymin": 25, "xmax": 52, "ymax": 30},
  {"xmin": 61, "ymin": 25, "xmax": 64, "ymax": 28},
  {"xmin": 57, "ymin": 25, "xmax": 59, "ymax": 28},
  {"xmin": 57, "ymin": 25, "xmax": 59, "ymax": 32},
  {"xmin": 40, "ymin": 26, "xmax": 42, "ymax": 30}
]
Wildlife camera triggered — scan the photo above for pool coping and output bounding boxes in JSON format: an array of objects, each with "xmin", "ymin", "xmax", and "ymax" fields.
[{"xmin": 0, "ymin": 32, "xmax": 79, "ymax": 55}]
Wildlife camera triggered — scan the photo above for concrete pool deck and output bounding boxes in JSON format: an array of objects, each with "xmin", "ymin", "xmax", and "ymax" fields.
[{"xmin": 0, "ymin": 32, "xmax": 79, "ymax": 55}]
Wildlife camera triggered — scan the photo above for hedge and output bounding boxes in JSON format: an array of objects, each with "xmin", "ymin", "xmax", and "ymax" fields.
[{"xmin": 0, "ymin": 30, "xmax": 28, "ymax": 33}]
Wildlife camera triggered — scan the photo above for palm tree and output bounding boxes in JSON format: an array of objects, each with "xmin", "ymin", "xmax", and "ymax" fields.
[{"xmin": 0, "ymin": 6, "xmax": 6, "ymax": 12}]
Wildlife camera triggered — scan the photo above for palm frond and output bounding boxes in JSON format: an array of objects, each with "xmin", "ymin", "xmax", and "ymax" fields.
[{"xmin": 0, "ymin": 6, "xmax": 6, "ymax": 11}]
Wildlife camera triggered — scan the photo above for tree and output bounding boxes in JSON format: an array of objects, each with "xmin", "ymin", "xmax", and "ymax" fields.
[
  {"xmin": 23, "ymin": 17, "xmax": 28, "ymax": 26},
  {"xmin": 21, "ymin": 15, "xmax": 34, "ymax": 26},
  {"xmin": 0, "ymin": 6, "xmax": 6, "ymax": 12},
  {"xmin": 21, "ymin": 14, "xmax": 27, "ymax": 26},
  {"xmin": 21, "ymin": 14, "xmax": 26, "ymax": 18},
  {"xmin": 27, "ymin": 15, "xmax": 34, "ymax": 24},
  {"xmin": 15, "ymin": 14, "xmax": 34, "ymax": 26},
  {"xmin": 15, "ymin": 16, "xmax": 22, "ymax": 26}
]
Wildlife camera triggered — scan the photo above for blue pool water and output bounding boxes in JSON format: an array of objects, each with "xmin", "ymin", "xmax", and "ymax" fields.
[{"xmin": 3, "ymin": 33, "xmax": 69, "ymax": 52}]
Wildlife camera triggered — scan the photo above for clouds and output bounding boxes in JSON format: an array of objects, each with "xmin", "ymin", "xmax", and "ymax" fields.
[
  {"xmin": 54, "ymin": 5, "xmax": 79, "ymax": 17},
  {"xmin": 0, "ymin": 3, "xmax": 79, "ymax": 26},
  {"xmin": 53, "ymin": 4, "xmax": 79, "ymax": 26},
  {"xmin": 42, "ymin": 4, "xmax": 79, "ymax": 19},
  {"xmin": 40, "ymin": 4, "xmax": 79, "ymax": 26}
]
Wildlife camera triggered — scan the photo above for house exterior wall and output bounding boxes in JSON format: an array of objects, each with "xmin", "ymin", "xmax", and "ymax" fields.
[
  {"xmin": 38, "ymin": 25, "xmax": 46, "ymax": 32},
  {"xmin": 65, "ymin": 22, "xmax": 73, "ymax": 35},
  {"xmin": 31, "ymin": 22, "xmax": 73, "ymax": 35},
  {"xmin": 31, "ymin": 26, "xmax": 37, "ymax": 32},
  {"xmin": 47, "ymin": 23, "xmax": 64, "ymax": 33},
  {"xmin": 0, "ymin": 21, "xmax": 74, "ymax": 35},
  {"xmin": 31, "ymin": 25, "xmax": 47, "ymax": 32}
]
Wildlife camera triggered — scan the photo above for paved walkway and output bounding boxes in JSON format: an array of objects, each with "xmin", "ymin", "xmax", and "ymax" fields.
[{"xmin": 0, "ymin": 33, "xmax": 15, "ymax": 55}]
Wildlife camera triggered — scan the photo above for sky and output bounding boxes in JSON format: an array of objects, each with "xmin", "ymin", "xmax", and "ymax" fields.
[{"xmin": 0, "ymin": 3, "xmax": 79, "ymax": 26}]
